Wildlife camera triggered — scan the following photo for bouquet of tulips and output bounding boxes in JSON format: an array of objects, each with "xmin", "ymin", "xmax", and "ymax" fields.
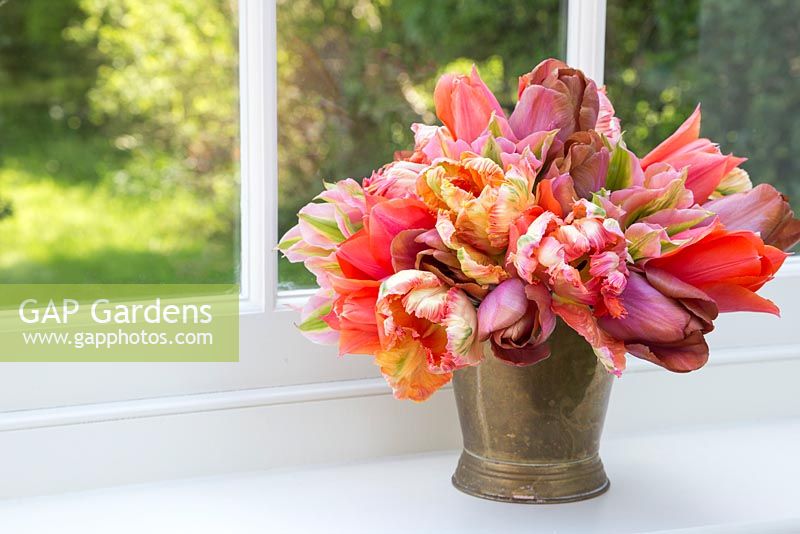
[{"xmin": 279, "ymin": 59, "xmax": 800, "ymax": 401}]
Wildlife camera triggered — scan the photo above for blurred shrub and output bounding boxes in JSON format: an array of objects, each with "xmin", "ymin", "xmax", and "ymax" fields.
[{"xmin": 66, "ymin": 0, "xmax": 239, "ymax": 224}]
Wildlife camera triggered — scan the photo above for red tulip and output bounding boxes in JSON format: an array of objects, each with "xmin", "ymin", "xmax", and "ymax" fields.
[{"xmin": 643, "ymin": 225, "xmax": 787, "ymax": 315}]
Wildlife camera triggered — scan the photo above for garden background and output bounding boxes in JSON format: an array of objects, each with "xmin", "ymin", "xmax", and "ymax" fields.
[{"xmin": 0, "ymin": 0, "xmax": 797, "ymax": 287}]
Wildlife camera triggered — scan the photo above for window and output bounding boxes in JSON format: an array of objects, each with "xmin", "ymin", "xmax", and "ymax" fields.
[
  {"xmin": 276, "ymin": 0, "xmax": 567, "ymax": 289},
  {"xmin": 1, "ymin": 0, "xmax": 798, "ymax": 414},
  {"xmin": 605, "ymin": 0, "xmax": 800, "ymax": 237},
  {"xmin": 603, "ymin": 0, "xmax": 800, "ymax": 350}
]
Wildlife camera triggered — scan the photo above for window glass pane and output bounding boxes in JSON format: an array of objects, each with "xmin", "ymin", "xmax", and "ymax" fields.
[
  {"xmin": 605, "ymin": 0, "xmax": 800, "ymax": 243},
  {"xmin": 277, "ymin": 0, "xmax": 566, "ymax": 289},
  {"xmin": 0, "ymin": 0, "xmax": 239, "ymax": 283}
]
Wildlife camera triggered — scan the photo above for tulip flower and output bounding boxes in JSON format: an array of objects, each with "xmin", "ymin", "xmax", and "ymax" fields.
[
  {"xmin": 547, "ymin": 131, "xmax": 610, "ymax": 199},
  {"xmin": 703, "ymin": 183, "xmax": 800, "ymax": 251},
  {"xmin": 598, "ymin": 272, "xmax": 712, "ymax": 372},
  {"xmin": 417, "ymin": 154, "xmax": 536, "ymax": 265},
  {"xmin": 510, "ymin": 201, "xmax": 630, "ymax": 374},
  {"xmin": 278, "ymin": 179, "xmax": 369, "ymax": 289},
  {"xmin": 295, "ymin": 288, "xmax": 340, "ymax": 346},
  {"xmin": 643, "ymin": 225, "xmax": 787, "ymax": 315},
  {"xmin": 375, "ymin": 270, "xmax": 482, "ymax": 401},
  {"xmin": 364, "ymin": 161, "xmax": 427, "ymax": 200},
  {"xmin": 336, "ymin": 196, "xmax": 434, "ymax": 281},
  {"xmin": 641, "ymin": 106, "xmax": 746, "ymax": 204},
  {"xmin": 477, "ymin": 278, "xmax": 556, "ymax": 365},
  {"xmin": 608, "ymin": 162, "xmax": 695, "ymax": 228},
  {"xmin": 596, "ymin": 87, "xmax": 622, "ymax": 142},
  {"xmin": 433, "ymin": 66, "xmax": 508, "ymax": 143},
  {"xmin": 327, "ymin": 282, "xmax": 382, "ymax": 355},
  {"xmin": 509, "ymin": 58, "xmax": 599, "ymax": 142}
]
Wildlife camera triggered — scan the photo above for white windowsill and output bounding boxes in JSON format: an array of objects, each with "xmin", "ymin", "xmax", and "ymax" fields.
[{"xmin": 1, "ymin": 418, "xmax": 798, "ymax": 534}]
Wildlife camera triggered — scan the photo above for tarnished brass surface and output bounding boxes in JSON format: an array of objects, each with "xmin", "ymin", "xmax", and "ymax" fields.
[{"xmin": 452, "ymin": 320, "xmax": 614, "ymax": 504}]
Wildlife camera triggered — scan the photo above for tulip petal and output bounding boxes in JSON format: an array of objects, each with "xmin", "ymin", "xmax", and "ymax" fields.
[
  {"xmin": 298, "ymin": 202, "xmax": 346, "ymax": 246},
  {"xmin": 605, "ymin": 141, "xmax": 645, "ymax": 191},
  {"xmin": 297, "ymin": 290, "xmax": 339, "ymax": 345},
  {"xmin": 626, "ymin": 333, "xmax": 709, "ymax": 373},
  {"xmin": 626, "ymin": 223, "xmax": 666, "ymax": 261},
  {"xmin": 703, "ymin": 183, "xmax": 800, "ymax": 251},
  {"xmin": 390, "ymin": 229, "xmax": 428, "ymax": 272},
  {"xmin": 490, "ymin": 341, "xmax": 551, "ymax": 367},
  {"xmin": 710, "ymin": 168, "xmax": 752, "ymax": 198},
  {"xmin": 701, "ymin": 283, "xmax": 780, "ymax": 316},
  {"xmin": 552, "ymin": 297, "xmax": 626, "ymax": 376},
  {"xmin": 509, "ymin": 85, "xmax": 573, "ymax": 140},
  {"xmin": 639, "ymin": 208, "xmax": 714, "ymax": 237},
  {"xmin": 443, "ymin": 288, "xmax": 483, "ymax": 366},
  {"xmin": 600, "ymin": 272, "xmax": 707, "ymax": 344},
  {"xmin": 477, "ymin": 278, "xmax": 528, "ymax": 340},
  {"xmin": 641, "ymin": 105, "xmax": 701, "ymax": 168},
  {"xmin": 596, "ymin": 87, "xmax": 622, "ymax": 142},
  {"xmin": 367, "ymin": 197, "xmax": 436, "ymax": 275},
  {"xmin": 375, "ymin": 339, "xmax": 453, "ymax": 402},
  {"xmin": 336, "ymin": 230, "xmax": 389, "ymax": 280}
]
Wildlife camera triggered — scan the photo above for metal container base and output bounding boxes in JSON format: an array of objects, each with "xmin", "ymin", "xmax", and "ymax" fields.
[{"xmin": 451, "ymin": 450, "xmax": 610, "ymax": 504}]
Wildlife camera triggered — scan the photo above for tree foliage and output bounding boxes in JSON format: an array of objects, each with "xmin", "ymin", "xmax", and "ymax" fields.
[{"xmin": 1, "ymin": 0, "xmax": 798, "ymax": 283}]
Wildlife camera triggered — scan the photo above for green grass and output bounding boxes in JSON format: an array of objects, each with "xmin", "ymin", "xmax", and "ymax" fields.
[{"xmin": 0, "ymin": 165, "xmax": 236, "ymax": 283}]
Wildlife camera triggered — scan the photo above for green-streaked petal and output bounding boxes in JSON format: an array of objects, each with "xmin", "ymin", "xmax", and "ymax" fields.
[
  {"xmin": 443, "ymin": 288, "xmax": 482, "ymax": 365},
  {"xmin": 298, "ymin": 202, "xmax": 346, "ymax": 244},
  {"xmin": 709, "ymin": 168, "xmax": 753, "ymax": 199},
  {"xmin": 481, "ymin": 134, "xmax": 503, "ymax": 166}
]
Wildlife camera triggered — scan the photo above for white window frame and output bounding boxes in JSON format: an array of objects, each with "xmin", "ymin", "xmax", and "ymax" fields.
[{"xmin": 2, "ymin": 0, "xmax": 800, "ymax": 498}]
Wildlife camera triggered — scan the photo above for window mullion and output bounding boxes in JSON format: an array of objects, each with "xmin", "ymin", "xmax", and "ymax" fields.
[{"xmin": 566, "ymin": 0, "xmax": 607, "ymax": 85}]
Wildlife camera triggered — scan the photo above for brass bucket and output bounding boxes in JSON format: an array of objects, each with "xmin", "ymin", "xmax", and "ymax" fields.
[{"xmin": 451, "ymin": 320, "xmax": 614, "ymax": 503}]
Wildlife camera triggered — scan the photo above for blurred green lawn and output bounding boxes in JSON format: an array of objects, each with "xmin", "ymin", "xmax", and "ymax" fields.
[
  {"xmin": 0, "ymin": 134, "xmax": 236, "ymax": 284},
  {"xmin": 0, "ymin": 0, "xmax": 238, "ymax": 284},
  {"xmin": 0, "ymin": 173, "xmax": 235, "ymax": 284}
]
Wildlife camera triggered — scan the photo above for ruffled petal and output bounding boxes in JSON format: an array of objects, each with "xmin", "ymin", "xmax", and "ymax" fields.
[{"xmin": 375, "ymin": 339, "xmax": 452, "ymax": 401}]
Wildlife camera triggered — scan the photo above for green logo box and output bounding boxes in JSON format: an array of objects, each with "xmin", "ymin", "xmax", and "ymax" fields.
[{"xmin": 0, "ymin": 284, "xmax": 239, "ymax": 362}]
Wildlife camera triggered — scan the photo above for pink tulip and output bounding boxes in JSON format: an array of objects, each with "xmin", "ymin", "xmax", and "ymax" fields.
[
  {"xmin": 290, "ymin": 195, "xmax": 435, "ymax": 356},
  {"xmin": 510, "ymin": 202, "xmax": 630, "ymax": 374},
  {"xmin": 364, "ymin": 161, "xmax": 427, "ymax": 199},
  {"xmin": 375, "ymin": 270, "xmax": 482, "ymax": 401},
  {"xmin": 608, "ymin": 163, "xmax": 694, "ymax": 228},
  {"xmin": 641, "ymin": 106, "xmax": 746, "ymax": 204},
  {"xmin": 477, "ymin": 278, "xmax": 556, "ymax": 366},
  {"xmin": 328, "ymin": 284, "xmax": 382, "ymax": 356},
  {"xmin": 278, "ymin": 179, "xmax": 370, "ymax": 291},
  {"xmin": 433, "ymin": 66, "xmax": 507, "ymax": 143},
  {"xmin": 336, "ymin": 196, "xmax": 434, "ymax": 280},
  {"xmin": 703, "ymin": 183, "xmax": 800, "ymax": 251},
  {"xmin": 596, "ymin": 87, "xmax": 622, "ymax": 142}
]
